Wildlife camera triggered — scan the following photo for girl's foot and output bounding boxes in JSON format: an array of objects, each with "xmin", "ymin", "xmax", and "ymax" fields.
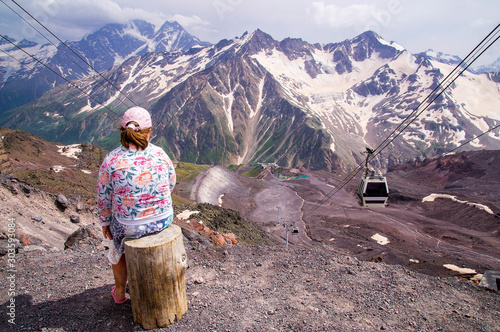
[{"xmin": 111, "ymin": 286, "xmax": 128, "ymax": 304}]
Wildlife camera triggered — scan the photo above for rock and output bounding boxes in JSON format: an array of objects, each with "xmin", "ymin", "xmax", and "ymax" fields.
[
  {"xmin": 194, "ymin": 276, "xmax": 205, "ymax": 284},
  {"xmin": 3, "ymin": 183, "xmax": 18, "ymax": 195},
  {"xmin": 21, "ymin": 185, "xmax": 31, "ymax": 195},
  {"xmin": 70, "ymin": 215, "xmax": 80, "ymax": 224},
  {"xmin": 181, "ymin": 227, "xmax": 213, "ymax": 247},
  {"xmin": 212, "ymin": 233, "xmax": 226, "ymax": 246},
  {"xmin": 223, "ymin": 233, "xmax": 238, "ymax": 245},
  {"xmin": 56, "ymin": 194, "xmax": 68, "ymax": 211},
  {"xmin": 0, "ymin": 238, "xmax": 21, "ymax": 255},
  {"xmin": 64, "ymin": 226, "xmax": 100, "ymax": 249},
  {"xmin": 76, "ymin": 201, "xmax": 85, "ymax": 212},
  {"xmin": 14, "ymin": 232, "xmax": 33, "ymax": 246},
  {"xmin": 31, "ymin": 216, "xmax": 43, "ymax": 222},
  {"xmin": 22, "ymin": 245, "xmax": 47, "ymax": 252},
  {"xmin": 370, "ymin": 256, "xmax": 386, "ymax": 264}
]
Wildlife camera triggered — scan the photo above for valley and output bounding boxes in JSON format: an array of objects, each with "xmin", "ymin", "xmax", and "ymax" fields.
[
  {"xmin": 0, "ymin": 129, "xmax": 499, "ymax": 331},
  {"xmin": 191, "ymin": 156, "xmax": 500, "ymax": 278},
  {"xmin": 1, "ymin": 127, "xmax": 498, "ymax": 280}
]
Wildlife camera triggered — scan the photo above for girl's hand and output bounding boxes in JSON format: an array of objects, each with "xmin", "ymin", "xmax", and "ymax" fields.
[{"xmin": 102, "ymin": 225, "xmax": 113, "ymax": 240}]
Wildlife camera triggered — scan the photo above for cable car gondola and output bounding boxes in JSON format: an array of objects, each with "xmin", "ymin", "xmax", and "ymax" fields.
[{"xmin": 356, "ymin": 148, "xmax": 389, "ymax": 207}]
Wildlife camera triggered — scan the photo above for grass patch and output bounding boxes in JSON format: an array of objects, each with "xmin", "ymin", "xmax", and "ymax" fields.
[
  {"xmin": 172, "ymin": 193, "xmax": 194, "ymax": 205},
  {"xmin": 242, "ymin": 166, "xmax": 262, "ymax": 178},
  {"xmin": 175, "ymin": 162, "xmax": 209, "ymax": 182},
  {"xmin": 174, "ymin": 203, "xmax": 274, "ymax": 245},
  {"xmin": 227, "ymin": 164, "xmax": 241, "ymax": 172}
]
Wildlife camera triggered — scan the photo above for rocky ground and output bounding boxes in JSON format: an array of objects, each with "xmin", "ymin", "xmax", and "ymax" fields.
[
  {"xmin": 0, "ymin": 172, "xmax": 499, "ymax": 331},
  {"xmin": 0, "ymin": 130, "xmax": 499, "ymax": 331},
  {"xmin": 192, "ymin": 156, "xmax": 500, "ymax": 279},
  {"xmin": 0, "ymin": 235, "xmax": 499, "ymax": 331}
]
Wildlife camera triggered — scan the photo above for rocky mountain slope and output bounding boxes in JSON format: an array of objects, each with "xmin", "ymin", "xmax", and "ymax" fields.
[
  {"xmin": 0, "ymin": 128, "xmax": 498, "ymax": 330},
  {"xmin": 0, "ymin": 19, "xmax": 210, "ymax": 114},
  {"xmin": 1, "ymin": 127, "xmax": 499, "ymax": 277},
  {"xmin": 0, "ymin": 127, "xmax": 105, "ymax": 201},
  {"xmin": 2, "ymin": 26, "xmax": 499, "ymax": 172},
  {"xmin": 0, "ymin": 168, "xmax": 499, "ymax": 331}
]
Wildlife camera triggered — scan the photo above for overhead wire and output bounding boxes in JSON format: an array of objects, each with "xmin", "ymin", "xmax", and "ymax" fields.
[
  {"xmin": 302, "ymin": 23, "xmax": 500, "ymax": 219},
  {"xmin": 389, "ymin": 122, "xmax": 500, "ymax": 186},
  {"xmin": 0, "ymin": 33, "xmax": 121, "ymax": 123},
  {"xmin": 6, "ymin": 0, "xmax": 139, "ymax": 108},
  {"xmin": 0, "ymin": 0, "xmax": 133, "ymax": 111},
  {"xmin": 367, "ymin": 24, "xmax": 500, "ymax": 165},
  {"xmin": 1, "ymin": 4, "xmax": 498, "ymax": 212},
  {"xmin": 1, "ymin": 0, "xmax": 96, "ymax": 77},
  {"xmin": 0, "ymin": 48, "xmax": 90, "ymax": 105}
]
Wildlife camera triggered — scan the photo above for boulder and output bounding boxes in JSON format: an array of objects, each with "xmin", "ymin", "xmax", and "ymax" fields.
[
  {"xmin": 0, "ymin": 238, "xmax": 21, "ymax": 256},
  {"xmin": 56, "ymin": 194, "xmax": 68, "ymax": 211},
  {"xmin": 64, "ymin": 225, "xmax": 100, "ymax": 249},
  {"xmin": 69, "ymin": 215, "xmax": 80, "ymax": 224},
  {"xmin": 14, "ymin": 232, "xmax": 33, "ymax": 246},
  {"xmin": 31, "ymin": 216, "xmax": 43, "ymax": 222}
]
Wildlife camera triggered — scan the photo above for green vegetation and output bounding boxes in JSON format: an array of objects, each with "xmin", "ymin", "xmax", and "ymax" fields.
[
  {"xmin": 242, "ymin": 166, "xmax": 262, "ymax": 177},
  {"xmin": 227, "ymin": 164, "xmax": 241, "ymax": 171},
  {"xmin": 154, "ymin": 135, "xmax": 175, "ymax": 160},
  {"xmin": 95, "ymin": 130, "xmax": 120, "ymax": 151},
  {"xmin": 15, "ymin": 168, "xmax": 97, "ymax": 202},
  {"xmin": 174, "ymin": 203, "xmax": 274, "ymax": 245},
  {"xmin": 175, "ymin": 162, "xmax": 209, "ymax": 182},
  {"xmin": 172, "ymin": 193, "xmax": 193, "ymax": 205}
]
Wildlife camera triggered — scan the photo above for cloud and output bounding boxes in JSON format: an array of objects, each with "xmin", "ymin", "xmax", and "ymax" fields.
[
  {"xmin": 308, "ymin": 2, "xmax": 377, "ymax": 29},
  {"xmin": 469, "ymin": 18, "xmax": 493, "ymax": 28},
  {"xmin": 167, "ymin": 14, "xmax": 211, "ymax": 28}
]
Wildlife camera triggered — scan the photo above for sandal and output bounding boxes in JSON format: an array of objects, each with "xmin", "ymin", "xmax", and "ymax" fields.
[{"xmin": 111, "ymin": 286, "xmax": 128, "ymax": 304}]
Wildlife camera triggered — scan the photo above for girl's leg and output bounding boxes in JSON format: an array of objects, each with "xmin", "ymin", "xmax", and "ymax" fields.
[{"xmin": 112, "ymin": 253, "xmax": 127, "ymax": 301}]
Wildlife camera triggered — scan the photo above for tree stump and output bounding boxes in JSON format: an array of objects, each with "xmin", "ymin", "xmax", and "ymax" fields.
[{"xmin": 124, "ymin": 224, "xmax": 188, "ymax": 329}]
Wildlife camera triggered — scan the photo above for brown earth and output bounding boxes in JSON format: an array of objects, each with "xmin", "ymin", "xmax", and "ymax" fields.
[
  {"xmin": 0, "ymin": 129, "xmax": 499, "ymax": 331},
  {"xmin": 0, "ymin": 175, "xmax": 498, "ymax": 331},
  {"xmin": 191, "ymin": 152, "xmax": 500, "ymax": 279}
]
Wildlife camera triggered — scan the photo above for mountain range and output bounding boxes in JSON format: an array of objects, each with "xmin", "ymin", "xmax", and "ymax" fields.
[
  {"xmin": 0, "ymin": 20, "xmax": 210, "ymax": 114},
  {"xmin": 1, "ymin": 20, "xmax": 499, "ymax": 172}
]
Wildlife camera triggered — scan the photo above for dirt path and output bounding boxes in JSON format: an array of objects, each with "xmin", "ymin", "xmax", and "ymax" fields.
[{"xmin": 192, "ymin": 167, "xmax": 500, "ymax": 278}]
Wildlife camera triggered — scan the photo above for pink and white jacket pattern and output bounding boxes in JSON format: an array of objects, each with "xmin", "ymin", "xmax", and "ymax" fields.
[{"xmin": 97, "ymin": 144, "xmax": 176, "ymax": 226}]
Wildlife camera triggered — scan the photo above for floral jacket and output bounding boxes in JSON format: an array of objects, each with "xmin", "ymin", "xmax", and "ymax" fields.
[{"xmin": 97, "ymin": 144, "xmax": 176, "ymax": 226}]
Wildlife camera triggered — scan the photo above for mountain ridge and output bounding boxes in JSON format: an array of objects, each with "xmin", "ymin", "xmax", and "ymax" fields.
[
  {"xmin": 0, "ymin": 19, "xmax": 211, "ymax": 114},
  {"xmin": 1, "ymin": 24, "xmax": 499, "ymax": 172}
]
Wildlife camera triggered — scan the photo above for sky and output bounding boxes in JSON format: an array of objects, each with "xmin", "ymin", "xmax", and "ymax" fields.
[{"xmin": 1, "ymin": 0, "xmax": 499, "ymax": 66}]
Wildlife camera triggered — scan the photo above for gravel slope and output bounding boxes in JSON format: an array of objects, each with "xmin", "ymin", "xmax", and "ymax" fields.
[{"xmin": 0, "ymin": 242, "xmax": 499, "ymax": 331}]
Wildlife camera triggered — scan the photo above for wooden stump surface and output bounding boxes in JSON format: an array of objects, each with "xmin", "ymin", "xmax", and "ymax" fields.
[{"xmin": 124, "ymin": 224, "xmax": 187, "ymax": 329}]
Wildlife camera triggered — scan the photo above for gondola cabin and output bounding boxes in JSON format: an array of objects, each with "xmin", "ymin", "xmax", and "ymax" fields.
[{"xmin": 357, "ymin": 171, "xmax": 389, "ymax": 207}]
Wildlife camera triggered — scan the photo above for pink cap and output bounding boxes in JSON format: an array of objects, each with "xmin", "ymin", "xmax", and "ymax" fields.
[{"xmin": 121, "ymin": 107, "xmax": 152, "ymax": 131}]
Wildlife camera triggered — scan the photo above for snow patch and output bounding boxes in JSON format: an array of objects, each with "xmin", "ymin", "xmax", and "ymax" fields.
[
  {"xmin": 52, "ymin": 166, "xmax": 65, "ymax": 173},
  {"xmin": 422, "ymin": 194, "xmax": 494, "ymax": 215},
  {"xmin": 443, "ymin": 264, "xmax": 476, "ymax": 274},
  {"xmin": 376, "ymin": 35, "xmax": 405, "ymax": 52},
  {"xmin": 371, "ymin": 233, "xmax": 389, "ymax": 245},
  {"xmin": 250, "ymin": 77, "xmax": 265, "ymax": 118},
  {"xmin": 177, "ymin": 210, "xmax": 200, "ymax": 220},
  {"xmin": 57, "ymin": 144, "xmax": 82, "ymax": 159}
]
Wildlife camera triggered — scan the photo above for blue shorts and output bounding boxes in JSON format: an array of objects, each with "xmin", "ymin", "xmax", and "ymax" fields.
[{"xmin": 107, "ymin": 215, "xmax": 173, "ymax": 264}]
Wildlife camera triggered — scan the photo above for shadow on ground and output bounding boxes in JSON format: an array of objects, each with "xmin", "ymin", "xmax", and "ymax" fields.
[{"xmin": 1, "ymin": 285, "xmax": 137, "ymax": 331}]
